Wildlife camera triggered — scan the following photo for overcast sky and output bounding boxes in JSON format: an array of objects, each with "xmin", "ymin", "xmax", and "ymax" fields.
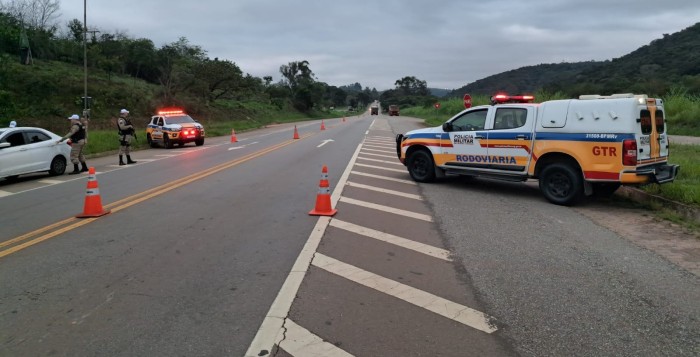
[{"xmin": 57, "ymin": 0, "xmax": 700, "ymax": 91}]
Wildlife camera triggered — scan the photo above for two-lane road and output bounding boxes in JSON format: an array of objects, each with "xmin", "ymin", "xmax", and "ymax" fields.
[{"xmin": 1, "ymin": 114, "xmax": 698, "ymax": 356}]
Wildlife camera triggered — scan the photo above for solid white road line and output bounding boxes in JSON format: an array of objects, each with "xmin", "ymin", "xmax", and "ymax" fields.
[
  {"xmin": 0, "ymin": 190, "xmax": 12, "ymax": 197},
  {"xmin": 245, "ymin": 142, "xmax": 364, "ymax": 357},
  {"xmin": 330, "ymin": 219, "xmax": 450, "ymax": 261},
  {"xmin": 37, "ymin": 179, "xmax": 63, "ymax": 184},
  {"xmin": 312, "ymin": 253, "xmax": 497, "ymax": 334},
  {"xmin": 350, "ymin": 171, "xmax": 416, "ymax": 185},
  {"xmin": 279, "ymin": 319, "xmax": 355, "ymax": 357},
  {"xmin": 357, "ymin": 156, "xmax": 404, "ymax": 166},
  {"xmin": 355, "ymin": 163, "xmax": 406, "ymax": 173},
  {"xmin": 345, "ymin": 181, "xmax": 422, "ymax": 200},
  {"xmin": 339, "ymin": 197, "xmax": 433, "ymax": 222}
]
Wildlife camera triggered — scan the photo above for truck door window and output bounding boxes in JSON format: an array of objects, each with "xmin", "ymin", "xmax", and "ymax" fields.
[
  {"xmin": 493, "ymin": 108, "xmax": 527, "ymax": 129},
  {"xmin": 655, "ymin": 110, "xmax": 665, "ymax": 134},
  {"xmin": 451, "ymin": 109, "xmax": 487, "ymax": 131},
  {"xmin": 640, "ymin": 110, "xmax": 652, "ymax": 135}
]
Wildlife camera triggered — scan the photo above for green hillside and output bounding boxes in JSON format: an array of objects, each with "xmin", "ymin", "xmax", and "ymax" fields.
[{"xmin": 448, "ymin": 23, "xmax": 700, "ymax": 97}]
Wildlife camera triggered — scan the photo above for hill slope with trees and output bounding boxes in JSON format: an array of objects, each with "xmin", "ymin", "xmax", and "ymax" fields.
[{"xmin": 449, "ymin": 22, "xmax": 700, "ymax": 98}]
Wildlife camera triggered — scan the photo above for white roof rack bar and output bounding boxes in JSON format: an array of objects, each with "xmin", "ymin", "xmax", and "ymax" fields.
[{"xmin": 578, "ymin": 93, "xmax": 648, "ymax": 100}]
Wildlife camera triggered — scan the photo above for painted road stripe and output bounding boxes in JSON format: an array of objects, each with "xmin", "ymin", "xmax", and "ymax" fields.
[
  {"xmin": 312, "ymin": 253, "xmax": 497, "ymax": 334},
  {"xmin": 351, "ymin": 171, "xmax": 416, "ymax": 185},
  {"xmin": 339, "ymin": 197, "xmax": 433, "ymax": 222},
  {"xmin": 360, "ymin": 152, "xmax": 397, "ymax": 159},
  {"xmin": 37, "ymin": 179, "xmax": 63, "ymax": 184},
  {"xmin": 245, "ymin": 142, "xmax": 363, "ymax": 357},
  {"xmin": 361, "ymin": 148, "xmax": 394, "ymax": 154},
  {"xmin": 134, "ymin": 159, "xmax": 157, "ymax": 162},
  {"xmin": 357, "ymin": 156, "xmax": 404, "ymax": 166},
  {"xmin": 346, "ymin": 181, "xmax": 422, "ymax": 200},
  {"xmin": 330, "ymin": 219, "xmax": 450, "ymax": 261},
  {"xmin": 279, "ymin": 319, "xmax": 354, "ymax": 357},
  {"xmin": 355, "ymin": 163, "xmax": 406, "ymax": 173},
  {"xmin": 363, "ymin": 144, "xmax": 395, "ymax": 150},
  {"xmin": 0, "ymin": 190, "xmax": 12, "ymax": 197},
  {"xmin": 155, "ymin": 154, "xmax": 177, "ymax": 157}
]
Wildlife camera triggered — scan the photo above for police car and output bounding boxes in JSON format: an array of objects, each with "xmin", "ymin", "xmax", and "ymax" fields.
[
  {"xmin": 146, "ymin": 109, "xmax": 205, "ymax": 149},
  {"xmin": 396, "ymin": 93, "xmax": 679, "ymax": 206}
]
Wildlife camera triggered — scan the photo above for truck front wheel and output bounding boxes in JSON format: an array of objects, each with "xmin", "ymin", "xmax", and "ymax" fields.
[
  {"xmin": 407, "ymin": 149, "xmax": 436, "ymax": 183},
  {"xmin": 539, "ymin": 163, "xmax": 583, "ymax": 206}
]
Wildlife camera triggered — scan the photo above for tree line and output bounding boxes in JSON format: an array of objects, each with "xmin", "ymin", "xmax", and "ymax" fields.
[{"xmin": 2, "ymin": 0, "xmax": 431, "ymax": 121}]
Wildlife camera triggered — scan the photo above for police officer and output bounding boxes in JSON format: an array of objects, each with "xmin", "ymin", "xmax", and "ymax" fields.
[
  {"xmin": 117, "ymin": 108, "xmax": 137, "ymax": 165},
  {"xmin": 57, "ymin": 114, "xmax": 88, "ymax": 174}
]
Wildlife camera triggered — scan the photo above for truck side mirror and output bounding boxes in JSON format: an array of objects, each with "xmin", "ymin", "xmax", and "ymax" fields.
[{"xmin": 442, "ymin": 122, "xmax": 453, "ymax": 132}]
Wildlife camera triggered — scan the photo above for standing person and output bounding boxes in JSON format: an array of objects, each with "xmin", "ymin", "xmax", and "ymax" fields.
[
  {"xmin": 57, "ymin": 114, "xmax": 88, "ymax": 174},
  {"xmin": 117, "ymin": 108, "xmax": 137, "ymax": 165}
]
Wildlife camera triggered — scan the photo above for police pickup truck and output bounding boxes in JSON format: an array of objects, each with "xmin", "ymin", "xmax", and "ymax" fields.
[{"xmin": 396, "ymin": 93, "xmax": 679, "ymax": 205}]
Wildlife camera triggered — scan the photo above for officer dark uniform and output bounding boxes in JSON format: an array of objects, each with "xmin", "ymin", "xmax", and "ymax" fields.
[
  {"xmin": 117, "ymin": 108, "xmax": 137, "ymax": 165},
  {"xmin": 58, "ymin": 114, "xmax": 88, "ymax": 174}
]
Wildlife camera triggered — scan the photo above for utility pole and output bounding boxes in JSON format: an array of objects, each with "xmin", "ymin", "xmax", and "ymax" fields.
[{"xmin": 83, "ymin": 0, "xmax": 98, "ymax": 119}]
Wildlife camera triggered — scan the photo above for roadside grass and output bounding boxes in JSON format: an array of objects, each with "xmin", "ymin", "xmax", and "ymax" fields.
[
  {"xmin": 606, "ymin": 196, "xmax": 700, "ymax": 235},
  {"xmin": 640, "ymin": 143, "xmax": 700, "ymax": 206}
]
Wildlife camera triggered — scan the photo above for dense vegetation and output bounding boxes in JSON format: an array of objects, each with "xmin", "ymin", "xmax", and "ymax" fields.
[
  {"xmin": 0, "ymin": 1, "xmax": 382, "ymax": 131},
  {"xmin": 448, "ymin": 23, "xmax": 700, "ymax": 98}
]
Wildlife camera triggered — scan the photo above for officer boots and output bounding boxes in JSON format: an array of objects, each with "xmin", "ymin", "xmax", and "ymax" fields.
[
  {"xmin": 119, "ymin": 155, "xmax": 125, "ymax": 166},
  {"xmin": 126, "ymin": 155, "xmax": 137, "ymax": 164},
  {"xmin": 68, "ymin": 164, "xmax": 80, "ymax": 175},
  {"xmin": 80, "ymin": 161, "xmax": 89, "ymax": 172}
]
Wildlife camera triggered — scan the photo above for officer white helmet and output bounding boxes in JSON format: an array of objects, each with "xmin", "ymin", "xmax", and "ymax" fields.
[{"xmin": 9, "ymin": 120, "xmax": 16, "ymax": 128}]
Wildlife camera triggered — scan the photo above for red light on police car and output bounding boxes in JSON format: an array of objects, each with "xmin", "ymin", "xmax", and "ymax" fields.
[
  {"xmin": 157, "ymin": 108, "xmax": 185, "ymax": 115},
  {"xmin": 493, "ymin": 94, "xmax": 509, "ymax": 101}
]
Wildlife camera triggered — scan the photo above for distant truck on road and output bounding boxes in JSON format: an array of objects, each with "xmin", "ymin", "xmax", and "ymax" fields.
[
  {"xmin": 388, "ymin": 105, "xmax": 400, "ymax": 116},
  {"xmin": 370, "ymin": 104, "xmax": 379, "ymax": 115}
]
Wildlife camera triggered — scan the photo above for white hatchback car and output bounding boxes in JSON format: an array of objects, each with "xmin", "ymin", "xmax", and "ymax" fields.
[{"xmin": 0, "ymin": 127, "xmax": 72, "ymax": 180}]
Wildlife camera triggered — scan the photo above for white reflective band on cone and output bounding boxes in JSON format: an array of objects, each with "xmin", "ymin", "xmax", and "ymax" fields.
[{"xmin": 86, "ymin": 189, "xmax": 100, "ymax": 196}]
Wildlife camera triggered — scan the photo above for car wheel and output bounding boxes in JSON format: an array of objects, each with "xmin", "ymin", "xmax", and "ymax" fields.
[
  {"xmin": 195, "ymin": 138, "xmax": 204, "ymax": 146},
  {"xmin": 164, "ymin": 136, "xmax": 173, "ymax": 149},
  {"xmin": 48, "ymin": 156, "xmax": 67, "ymax": 176},
  {"xmin": 539, "ymin": 163, "xmax": 583, "ymax": 206},
  {"xmin": 147, "ymin": 134, "xmax": 158, "ymax": 148},
  {"xmin": 592, "ymin": 182, "xmax": 621, "ymax": 198},
  {"xmin": 407, "ymin": 149, "xmax": 436, "ymax": 183}
]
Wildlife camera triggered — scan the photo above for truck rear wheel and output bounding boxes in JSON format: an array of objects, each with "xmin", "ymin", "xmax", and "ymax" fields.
[
  {"xmin": 407, "ymin": 149, "xmax": 436, "ymax": 183},
  {"xmin": 539, "ymin": 163, "xmax": 583, "ymax": 206}
]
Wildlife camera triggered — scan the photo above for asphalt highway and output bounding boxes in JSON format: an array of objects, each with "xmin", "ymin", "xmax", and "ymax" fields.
[{"xmin": 0, "ymin": 114, "xmax": 698, "ymax": 357}]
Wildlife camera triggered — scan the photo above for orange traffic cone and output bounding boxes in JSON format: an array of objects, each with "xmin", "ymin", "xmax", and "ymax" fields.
[
  {"xmin": 230, "ymin": 129, "xmax": 238, "ymax": 143},
  {"xmin": 320, "ymin": 120, "xmax": 326, "ymax": 131},
  {"xmin": 76, "ymin": 167, "xmax": 110, "ymax": 218},
  {"xmin": 309, "ymin": 165, "xmax": 337, "ymax": 216},
  {"xmin": 293, "ymin": 125, "xmax": 300, "ymax": 139}
]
